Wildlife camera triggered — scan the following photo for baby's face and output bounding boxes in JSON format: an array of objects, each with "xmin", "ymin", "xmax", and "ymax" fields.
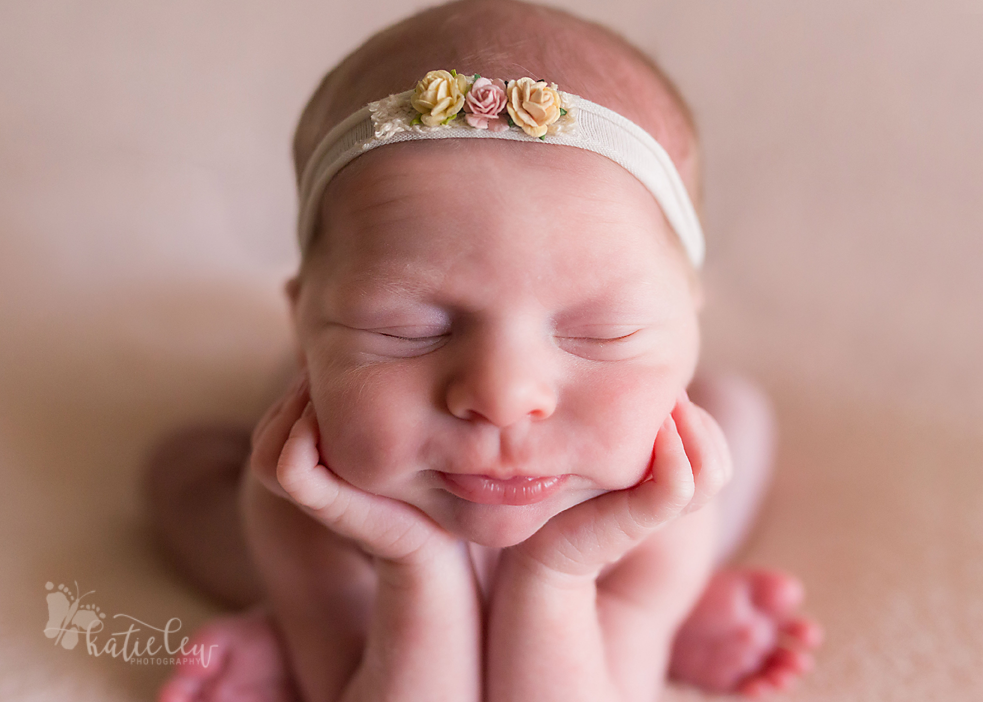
[{"xmin": 292, "ymin": 140, "xmax": 700, "ymax": 548}]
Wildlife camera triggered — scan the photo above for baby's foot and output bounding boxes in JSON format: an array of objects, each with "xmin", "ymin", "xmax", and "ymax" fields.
[
  {"xmin": 158, "ymin": 609, "xmax": 297, "ymax": 702},
  {"xmin": 669, "ymin": 568, "xmax": 823, "ymax": 696}
]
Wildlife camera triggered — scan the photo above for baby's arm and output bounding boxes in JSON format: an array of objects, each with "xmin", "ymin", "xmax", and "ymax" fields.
[
  {"xmin": 244, "ymin": 378, "xmax": 483, "ymax": 702},
  {"xmin": 486, "ymin": 394, "xmax": 732, "ymax": 702}
]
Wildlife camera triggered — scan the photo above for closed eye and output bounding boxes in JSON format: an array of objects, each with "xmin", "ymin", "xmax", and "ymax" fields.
[
  {"xmin": 376, "ymin": 331, "xmax": 448, "ymax": 342},
  {"xmin": 554, "ymin": 328, "xmax": 646, "ymax": 361},
  {"xmin": 561, "ymin": 331, "xmax": 639, "ymax": 342},
  {"xmin": 556, "ymin": 329, "xmax": 642, "ymax": 342},
  {"xmin": 355, "ymin": 328, "xmax": 451, "ymax": 358}
]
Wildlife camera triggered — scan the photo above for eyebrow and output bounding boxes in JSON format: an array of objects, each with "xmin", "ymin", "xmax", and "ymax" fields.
[
  {"xmin": 333, "ymin": 267, "xmax": 447, "ymax": 306},
  {"xmin": 558, "ymin": 290, "xmax": 664, "ymax": 321}
]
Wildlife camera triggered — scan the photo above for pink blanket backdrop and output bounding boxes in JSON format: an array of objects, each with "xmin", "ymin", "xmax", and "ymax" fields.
[{"xmin": 1, "ymin": 1, "xmax": 981, "ymax": 699}]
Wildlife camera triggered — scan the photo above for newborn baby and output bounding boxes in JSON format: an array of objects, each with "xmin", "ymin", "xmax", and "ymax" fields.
[{"xmin": 147, "ymin": 1, "xmax": 821, "ymax": 700}]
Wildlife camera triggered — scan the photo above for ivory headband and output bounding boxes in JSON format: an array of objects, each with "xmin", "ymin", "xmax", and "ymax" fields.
[{"xmin": 297, "ymin": 71, "xmax": 705, "ymax": 267}]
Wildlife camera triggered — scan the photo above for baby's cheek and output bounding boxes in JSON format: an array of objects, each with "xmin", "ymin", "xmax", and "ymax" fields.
[
  {"xmin": 307, "ymin": 362, "xmax": 428, "ymax": 493},
  {"xmin": 565, "ymin": 364, "xmax": 681, "ymax": 487}
]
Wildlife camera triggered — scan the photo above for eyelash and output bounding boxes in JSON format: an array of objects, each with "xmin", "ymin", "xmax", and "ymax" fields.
[
  {"xmin": 557, "ymin": 330, "xmax": 641, "ymax": 343},
  {"xmin": 354, "ymin": 327, "xmax": 643, "ymax": 363},
  {"xmin": 377, "ymin": 332, "xmax": 448, "ymax": 342},
  {"xmin": 376, "ymin": 330, "xmax": 639, "ymax": 342}
]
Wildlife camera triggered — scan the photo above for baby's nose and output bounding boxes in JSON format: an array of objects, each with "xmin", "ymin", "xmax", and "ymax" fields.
[{"xmin": 444, "ymin": 332, "xmax": 557, "ymax": 428}]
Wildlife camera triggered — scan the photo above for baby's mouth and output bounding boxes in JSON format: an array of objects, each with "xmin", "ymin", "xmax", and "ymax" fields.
[{"xmin": 438, "ymin": 473, "xmax": 569, "ymax": 505}]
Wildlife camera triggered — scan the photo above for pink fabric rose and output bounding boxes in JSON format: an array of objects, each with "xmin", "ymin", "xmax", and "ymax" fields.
[{"xmin": 464, "ymin": 77, "xmax": 508, "ymax": 132}]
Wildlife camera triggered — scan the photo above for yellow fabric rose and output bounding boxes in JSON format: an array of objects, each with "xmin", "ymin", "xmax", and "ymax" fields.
[
  {"xmin": 506, "ymin": 77, "xmax": 563, "ymax": 138},
  {"xmin": 411, "ymin": 69, "xmax": 469, "ymax": 126}
]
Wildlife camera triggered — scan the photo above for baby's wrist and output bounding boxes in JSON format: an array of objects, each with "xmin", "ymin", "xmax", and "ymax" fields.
[
  {"xmin": 374, "ymin": 537, "xmax": 472, "ymax": 585},
  {"xmin": 497, "ymin": 546, "xmax": 600, "ymax": 595}
]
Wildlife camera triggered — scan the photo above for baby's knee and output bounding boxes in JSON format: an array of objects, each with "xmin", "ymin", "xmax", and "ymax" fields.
[{"xmin": 144, "ymin": 424, "xmax": 252, "ymax": 516}]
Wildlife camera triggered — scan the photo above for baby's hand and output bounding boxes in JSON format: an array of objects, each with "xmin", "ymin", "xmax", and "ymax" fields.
[
  {"xmin": 511, "ymin": 392, "xmax": 732, "ymax": 581},
  {"xmin": 248, "ymin": 376, "xmax": 483, "ymax": 701},
  {"xmin": 250, "ymin": 374, "xmax": 460, "ymax": 566}
]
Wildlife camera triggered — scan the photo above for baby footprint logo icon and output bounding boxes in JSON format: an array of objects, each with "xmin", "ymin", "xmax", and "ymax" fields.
[{"xmin": 44, "ymin": 581, "xmax": 106, "ymax": 650}]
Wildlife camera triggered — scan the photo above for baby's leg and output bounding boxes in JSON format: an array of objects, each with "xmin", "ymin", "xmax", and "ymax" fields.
[
  {"xmin": 688, "ymin": 372, "xmax": 777, "ymax": 564},
  {"xmin": 147, "ymin": 425, "xmax": 305, "ymax": 702},
  {"xmin": 149, "ymin": 430, "xmax": 374, "ymax": 702},
  {"xmin": 145, "ymin": 424, "xmax": 262, "ymax": 607},
  {"xmin": 668, "ymin": 372, "xmax": 822, "ymax": 695}
]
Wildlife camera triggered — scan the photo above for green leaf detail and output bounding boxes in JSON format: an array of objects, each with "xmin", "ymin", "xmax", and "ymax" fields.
[
  {"xmin": 473, "ymin": 73, "xmax": 480, "ymax": 81},
  {"xmin": 539, "ymin": 135, "xmax": 546, "ymax": 141},
  {"xmin": 410, "ymin": 115, "xmax": 422, "ymax": 126},
  {"xmin": 560, "ymin": 107, "xmax": 567, "ymax": 116},
  {"xmin": 451, "ymin": 69, "xmax": 458, "ymax": 77},
  {"xmin": 442, "ymin": 114, "xmax": 456, "ymax": 125}
]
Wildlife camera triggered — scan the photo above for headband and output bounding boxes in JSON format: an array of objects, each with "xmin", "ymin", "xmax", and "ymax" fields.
[{"xmin": 298, "ymin": 70, "xmax": 705, "ymax": 267}]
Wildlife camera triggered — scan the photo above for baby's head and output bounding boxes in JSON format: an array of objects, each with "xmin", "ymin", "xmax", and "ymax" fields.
[{"xmin": 288, "ymin": 0, "xmax": 704, "ymax": 547}]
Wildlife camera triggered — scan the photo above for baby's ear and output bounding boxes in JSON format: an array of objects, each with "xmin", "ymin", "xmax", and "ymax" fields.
[
  {"xmin": 283, "ymin": 272, "xmax": 307, "ymax": 370},
  {"xmin": 284, "ymin": 275, "xmax": 308, "ymax": 370},
  {"xmin": 285, "ymin": 275, "xmax": 301, "ymax": 312}
]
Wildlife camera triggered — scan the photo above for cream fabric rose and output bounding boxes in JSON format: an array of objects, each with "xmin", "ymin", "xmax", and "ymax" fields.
[
  {"xmin": 411, "ymin": 69, "xmax": 469, "ymax": 126},
  {"xmin": 506, "ymin": 77, "xmax": 563, "ymax": 138}
]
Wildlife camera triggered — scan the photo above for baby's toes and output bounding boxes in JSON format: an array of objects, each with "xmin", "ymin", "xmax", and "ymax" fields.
[
  {"xmin": 730, "ymin": 618, "xmax": 780, "ymax": 677},
  {"xmin": 783, "ymin": 615, "xmax": 825, "ymax": 649},
  {"xmin": 159, "ymin": 675, "xmax": 207, "ymax": 702},
  {"xmin": 158, "ymin": 609, "xmax": 296, "ymax": 702},
  {"xmin": 746, "ymin": 569, "xmax": 804, "ymax": 618},
  {"xmin": 738, "ymin": 647, "xmax": 813, "ymax": 696},
  {"xmin": 738, "ymin": 674, "xmax": 784, "ymax": 698},
  {"xmin": 158, "ymin": 625, "xmax": 230, "ymax": 702},
  {"xmin": 764, "ymin": 646, "xmax": 813, "ymax": 682},
  {"xmin": 700, "ymin": 617, "xmax": 777, "ymax": 691}
]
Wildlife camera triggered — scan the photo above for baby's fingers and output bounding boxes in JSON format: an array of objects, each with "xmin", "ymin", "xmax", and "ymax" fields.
[
  {"xmin": 521, "ymin": 414, "xmax": 695, "ymax": 578},
  {"xmin": 276, "ymin": 403, "xmax": 444, "ymax": 562},
  {"xmin": 275, "ymin": 402, "xmax": 326, "ymax": 506},
  {"xmin": 673, "ymin": 393, "xmax": 733, "ymax": 514},
  {"xmin": 251, "ymin": 374, "xmax": 303, "ymax": 447},
  {"xmin": 627, "ymin": 413, "xmax": 697, "ymax": 528},
  {"xmin": 250, "ymin": 374, "xmax": 309, "ymax": 497}
]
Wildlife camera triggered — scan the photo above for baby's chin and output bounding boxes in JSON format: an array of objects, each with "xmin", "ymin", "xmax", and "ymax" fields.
[
  {"xmin": 447, "ymin": 515, "xmax": 545, "ymax": 549},
  {"xmin": 431, "ymin": 489, "xmax": 601, "ymax": 548}
]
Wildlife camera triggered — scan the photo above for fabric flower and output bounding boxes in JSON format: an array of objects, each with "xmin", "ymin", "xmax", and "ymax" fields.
[
  {"xmin": 411, "ymin": 69, "xmax": 469, "ymax": 126},
  {"xmin": 506, "ymin": 77, "xmax": 563, "ymax": 138},
  {"xmin": 464, "ymin": 77, "xmax": 508, "ymax": 132}
]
